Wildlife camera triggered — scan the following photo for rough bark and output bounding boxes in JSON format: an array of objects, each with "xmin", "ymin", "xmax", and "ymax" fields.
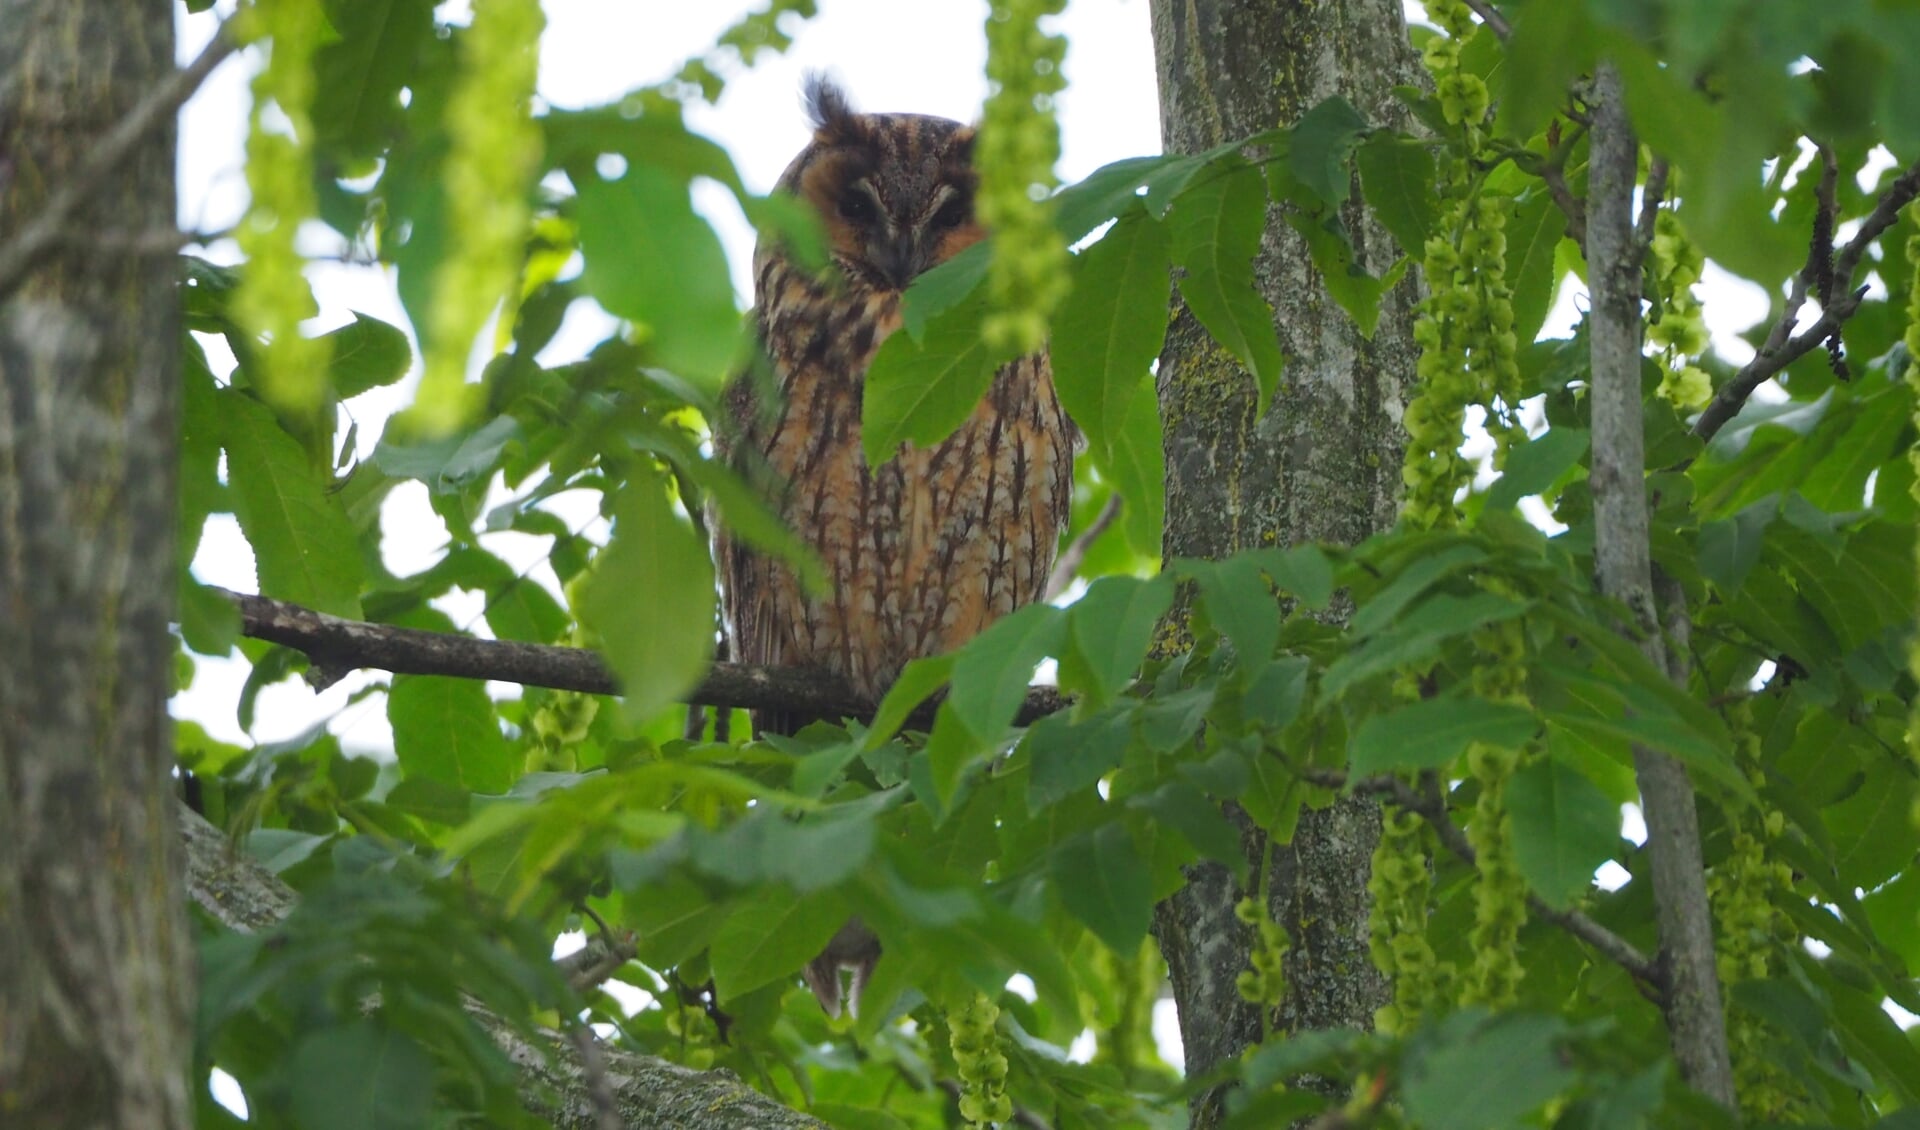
[
  {"xmin": 178, "ymin": 805, "xmax": 832, "ymax": 1130},
  {"xmin": 0, "ymin": 2, "xmax": 193, "ymax": 1126},
  {"xmin": 1146, "ymin": 0, "xmax": 1424, "ymax": 1121},
  {"xmin": 1583, "ymin": 65, "xmax": 1735, "ymax": 1106}
]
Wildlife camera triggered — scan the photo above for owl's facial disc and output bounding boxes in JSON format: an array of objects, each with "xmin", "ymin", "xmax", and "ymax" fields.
[{"xmin": 838, "ymin": 179, "xmax": 974, "ymax": 290}]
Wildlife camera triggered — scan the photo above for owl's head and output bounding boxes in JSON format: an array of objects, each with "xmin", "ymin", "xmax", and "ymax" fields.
[{"xmin": 772, "ymin": 75, "xmax": 983, "ymax": 292}]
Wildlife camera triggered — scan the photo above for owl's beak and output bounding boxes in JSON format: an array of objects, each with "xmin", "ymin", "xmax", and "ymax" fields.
[{"xmin": 874, "ymin": 231, "xmax": 931, "ymax": 290}]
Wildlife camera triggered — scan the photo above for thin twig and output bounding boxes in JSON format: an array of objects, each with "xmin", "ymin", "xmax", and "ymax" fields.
[
  {"xmin": 566, "ymin": 1026, "xmax": 625, "ymax": 1130},
  {"xmin": 1692, "ymin": 155, "xmax": 1920, "ymax": 446},
  {"xmin": 212, "ymin": 587, "xmax": 1068, "ymax": 726},
  {"xmin": 1043, "ymin": 493, "xmax": 1124, "ymax": 601},
  {"xmin": 1631, "ymin": 156, "xmax": 1669, "ymax": 261},
  {"xmin": 0, "ymin": 25, "xmax": 237, "ymax": 301},
  {"xmin": 1540, "ymin": 121, "xmax": 1590, "ymax": 250},
  {"xmin": 1458, "ymin": 0, "xmax": 1512, "ymax": 40}
]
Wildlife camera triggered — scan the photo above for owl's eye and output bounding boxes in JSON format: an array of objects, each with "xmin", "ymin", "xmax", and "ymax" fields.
[
  {"xmin": 931, "ymin": 197, "xmax": 971, "ymax": 229},
  {"xmin": 838, "ymin": 193, "xmax": 877, "ymax": 223}
]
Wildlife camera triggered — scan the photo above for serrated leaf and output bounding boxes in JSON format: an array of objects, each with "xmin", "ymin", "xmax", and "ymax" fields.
[
  {"xmin": 1167, "ymin": 162, "xmax": 1286, "ymax": 414},
  {"xmin": 1191, "ymin": 554, "xmax": 1280, "ymax": 665},
  {"xmin": 1284, "ymin": 210, "xmax": 1407, "ymax": 338},
  {"xmin": 1096, "ymin": 385, "xmax": 1166, "ymax": 557},
  {"xmin": 310, "ymin": 0, "xmax": 436, "ymax": 162},
  {"xmin": 864, "ymin": 654, "xmax": 956, "ymax": 749},
  {"xmin": 483, "ymin": 576, "xmax": 569, "ymax": 644},
  {"xmin": 900, "ymin": 240, "xmax": 991, "ymax": 338},
  {"xmin": 1052, "ymin": 212, "xmax": 1172, "ymax": 454},
  {"xmin": 1325, "ymin": 591, "xmax": 1527, "ymax": 697},
  {"xmin": 324, "ymin": 312, "xmax": 413, "ymax": 399},
  {"xmin": 707, "ymin": 886, "xmax": 847, "ymax": 1000},
  {"xmin": 384, "ymin": 776, "xmax": 472, "ymax": 826},
  {"xmin": 388, "ymin": 675, "xmax": 513, "ymax": 793},
  {"xmin": 221, "ymin": 389, "xmax": 364, "ymax": 618},
  {"xmin": 1350, "ymin": 694, "xmax": 1538, "ymax": 775},
  {"xmin": 1063, "ymin": 574, "xmax": 1175, "ymax": 705},
  {"xmin": 861, "ymin": 293, "xmax": 1014, "ymax": 466},
  {"xmin": 289, "ymin": 1022, "xmax": 433, "ymax": 1130},
  {"xmin": 1288, "ymin": 96, "xmax": 1371, "ymax": 208},
  {"xmin": 1024, "ymin": 707, "xmax": 1131, "ymax": 810},
  {"xmin": 1698, "ymin": 497, "xmax": 1775, "ymax": 592},
  {"xmin": 1403, "ymin": 1012, "xmax": 1574, "ymax": 1130},
  {"xmin": 1507, "ymin": 756, "xmax": 1619, "ymax": 909},
  {"xmin": 1053, "ymin": 153, "xmax": 1195, "ymax": 242},
  {"xmin": 1132, "ymin": 780, "xmax": 1246, "ymax": 879},
  {"xmin": 578, "ymin": 475, "xmax": 717, "ymax": 721},
  {"xmin": 949, "ymin": 603, "xmax": 1067, "ymax": 741},
  {"xmin": 1355, "ymin": 135, "xmax": 1438, "ymax": 255},
  {"xmin": 1504, "ymin": 191, "xmax": 1567, "ymax": 348},
  {"xmin": 1050, "ymin": 822, "xmax": 1152, "ymax": 952},
  {"xmin": 1485, "ymin": 427, "xmax": 1587, "ymax": 511},
  {"xmin": 577, "ymin": 165, "xmax": 740, "ymax": 392},
  {"xmin": 1257, "ymin": 544, "xmax": 1334, "ymax": 610}
]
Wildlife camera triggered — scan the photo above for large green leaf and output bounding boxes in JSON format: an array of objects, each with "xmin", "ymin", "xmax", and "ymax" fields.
[
  {"xmin": 220, "ymin": 389, "xmax": 364, "ymax": 618},
  {"xmin": 1504, "ymin": 190, "xmax": 1567, "ymax": 349},
  {"xmin": 1507, "ymin": 756, "xmax": 1620, "ymax": 909},
  {"xmin": 1050, "ymin": 822, "xmax": 1152, "ymax": 952},
  {"xmin": 949, "ymin": 603, "xmax": 1067, "ymax": 741},
  {"xmin": 861, "ymin": 293, "xmax": 1014, "ymax": 466},
  {"xmin": 1024, "ymin": 707, "xmax": 1133, "ymax": 810},
  {"xmin": 1355, "ymin": 134, "xmax": 1438, "ymax": 256},
  {"xmin": 1350, "ymin": 694, "xmax": 1538, "ymax": 775},
  {"xmin": 1095, "ymin": 385, "xmax": 1167, "ymax": 557},
  {"xmin": 310, "ymin": 0, "xmax": 436, "ymax": 162},
  {"xmin": 576, "ymin": 164, "xmax": 741, "ymax": 393},
  {"xmin": 863, "ymin": 654, "xmax": 956, "ymax": 749},
  {"xmin": 1062, "ymin": 574, "xmax": 1175, "ymax": 706},
  {"xmin": 388, "ymin": 674, "xmax": 514, "ymax": 793},
  {"xmin": 1402, "ymin": 1012, "xmax": 1574, "ymax": 1130},
  {"xmin": 1287, "ymin": 96, "xmax": 1371, "ymax": 209},
  {"xmin": 323, "ymin": 312, "xmax": 413, "ymax": 399},
  {"xmin": 708, "ymin": 886, "xmax": 848, "ymax": 1001},
  {"xmin": 1484, "ymin": 427, "xmax": 1587, "ymax": 511},
  {"xmin": 1166, "ymin": 161, "xmax": 1286, "ymax": 414},
  {"xmin": 1191, "ymin": 554, "xmax": 1281, "ymax": 667},
  {"xmin": 577, "ymin": 475, "xmax": 717, "ymax": 721},
  {"xmin": 1324, "ymin": 591, "xmax": 1527, "ymax": 697},
  {"xmin": 289, "ymin": 1022, "xmax": 434, "ymax": 1130},
  {"xmin": 1051, "ymin": 212, "xmax": 1172, "ymax": 455}
]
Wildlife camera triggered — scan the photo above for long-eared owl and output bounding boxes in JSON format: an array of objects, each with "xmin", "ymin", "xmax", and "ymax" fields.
[{"xmin": 713, "ymin": 78, "xmax": 1075, "ymax": 1016}]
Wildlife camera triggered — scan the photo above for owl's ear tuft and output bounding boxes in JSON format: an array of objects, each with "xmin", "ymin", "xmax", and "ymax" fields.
[{"xmin": 804, "ymin": 73, "xmax": 863, "ymax": 145}]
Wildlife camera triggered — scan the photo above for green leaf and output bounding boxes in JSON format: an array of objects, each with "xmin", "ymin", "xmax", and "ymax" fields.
[
  {"xmin": 900, "ymin": 240, "xmax": 991, "ymax": 338},
  {"xmin": 578, "ymin": 474, "xmax": 717, "ymax": 721},
  {"xmin": 1050, "ymin": 822, "xmax": 1152, "ymax": 952},
  {"xmin": 1166, "ymin": 162, "xmax": 1286, "ymax": 414},
  {"xmin": 707, "ymin": 886, "xmax": 848, "ymax": 1001},
  {"xmin": 1496, "ymin": 1, "xmax": 1596, "ymax": 139},
  {"xmin": 1051, "ymin": 212, "xmax": 1172, "ymax": 455},
  {"xmin": 576, "ymin": 164, "xmax": 741, "ymax": 392},
  {"xmin": 177, "ymin": 579, "xmax": 241, "ymax": 656},
  {"xmin": 483, "ymin": 577, "xmax": 569, "ymax": 644},
  {"xmin": 1504, "ymin": 191, "xmax": 1568, "ymax": 349},
  {"xmin": 1507, "ymin": 756, "xmax": 1619, "ymax": 909},
  {"xmin": 1484, "ymin": 427, "xmax": 1588, "ymax": 511},
  {"xmin": 1063, "ymin": 574, "xmax": 1175, "ymax": 706},
  {"xmin": 1132, "ymin": 780, "xmax": 1246, "ymax": 879},
  {"xmin": 1283, "ymin": 210, "xmax": 1408, "ymax": 338},
  {"xmin": 950, "ymin": 603, "xmax": 1067, "ymax": 741},
  {"xmin": 1257, "ymin": 544, "xmax": 1335, "ymax": 610},
  {"xmin": 178, "ymin": 338, "xmax": 223, "ymax": 569},
  {"xmin": 1053, "ymin": 153, "xmax": 1196, "ymax": 242},
  {"xmin": 384, "ymin": 776, "xmax": 472, "ymax": 826},
  {"xmin": 1697, "ymin": 497, "xmax": 1775, "ymax": 592},
  {"xmin": 310, "ymin": 0, "xmax": 436, "ymax": 162},
  {"xmin": 861, "ymin": 293, "xmax": 1015, "ymax": 466},
  {"xmin": 1825, "ymin": 757, "xmax": 1918, "ymax": 891},
  {"xmin": 1096, "ymin": 385, "xmax": 1167, "ymax": 557},
  {"xmin": 1288, "ymin": 96, "xmax": 1371, "ymax": 209},
  {"xmin": 388, "ymin": 675, "xmax": 514, "ymax": 793},
  {"xmin": 221, "ymin": 389, "xmax": 364, "ymax": 618},
  {"xmin": 1192, "ymin": 554, "xmax": 1280, "ymax": 665},
  {"xmin": 1355, "ymin": 135, "xmax": 1438, "ymax": 255},
  {"xmin": 1025, "ymin": 708, "xmax": 1132, "ymax": 810},
  {"xmin": 864, "ymin": 654, "xmax": 956, "ymax": 749},
  {"xmin": 1351, "ymin": 543, "xmax": 1488, "ymax": 637},
  {"xmin": 1350, "ymin": 694, "xmax": 1538, "ymax": 775},
  {"xmin": 289, "ymin": 1022, "xmax": 433, "ymax": 1130},
  {"xmin": 1325, "ymin": 591, "xmax": 1527, "ymax": 697},
  {"xmin": 1403, "ymin": 1012, "xmax": 1574, "ymax": 1130},
  {"xmin": 323, "ymin": 312, "xmax": 413, "ymax": 399}
]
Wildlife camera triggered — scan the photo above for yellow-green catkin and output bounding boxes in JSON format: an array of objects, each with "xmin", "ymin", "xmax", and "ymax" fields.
[
  {"xmin": 1906, "ymin": 229, "xmax": 1920, "ymax": 776},
  {"xmin": 949, "ymin": 993, "xmax": 1013, "ymax": 1128},
  {"xmin": 1367, "ymin": 809, "xmax": 1446, "ymax": 1031},
  {"xmin": 1648, "ymin": 209, "xmax": 1713, "ymax": 411},
  {"xmin": 1401, "ymin": 0, "xmax": 1521, "ymax": 528},
  {"xmin": 233, "ymin": 0, "xmax": 331, "ymax": 427},
  {"xmin": 418, "ymin": 0, "xmax": 545, "ymax": 433},
  {"xmin": 1711, "ymin": 704, "xmax": 1806, "ymax": 1122},
  {"xmin": 978, "ymin": 0, "xmax": 1070, "ymax": 354},
  {"xmin": 1233, "ymin": 895, "xmax": 1292, "ymax": 1010},
  {"xmin": 1461, "ymin": 615, "xmax": 1530, "ymax": 1007}
]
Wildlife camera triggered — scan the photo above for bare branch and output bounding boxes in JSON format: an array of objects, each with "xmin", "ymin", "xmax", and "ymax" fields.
[
  {"xmin": 1586, "ymin": 64, "xmax": 1734, "ymax": 1105},
  {"xmin": 1632, "ymin": 156, "xmax": 1669, "ymax": 260},
  {"xmin": 1692, "ymin": 155, "xmax": 1920, "ymax": 446},
  {"xmin": 214, "ymin": 587, "xmax": 1067, "ymax": 727},
  {"xmin": 0, "ymin": 25, "xmax": 237, "ymax": 301},
  {"xmin": 1459, "ymin": 0, "xmax": 1511, "ymax": 40},
  {"xmin": 1043, "ymin": 493, "xmax": 1123, "ymax": 601}
]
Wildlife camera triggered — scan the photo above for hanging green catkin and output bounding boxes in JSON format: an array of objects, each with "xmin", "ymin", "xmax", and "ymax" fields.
[
  {"xmin": 949, "ymin": 993, "xmax": 1012, "ymax": 1128},
  {"xmin": 1906, "ymin": 229, "xmax": 1920, "ymax": 780},
  {"xmin": 418, "ymin": 0, "xmax": 545, "ymax": 433},
  {"xmin": 668, "ymin": 0, "xmax": 819, "ymax": 102},
  {"xmin": 232, "ymin": 0, "xmax": 330, "ymax": 428},
  {"xmin": 977, "ymin": 0, "xmax": 1070, "ymax": 354}
]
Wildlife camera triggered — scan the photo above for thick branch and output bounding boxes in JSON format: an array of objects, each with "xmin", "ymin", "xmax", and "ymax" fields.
[
  {"xmin": 178, "ymin": 803, "xmax": 830, "ymax": 1129},
  {"xmin": 0, "ymin": 24, "xmax": 235, "ymax": 302},
  {"xmin": 216, "ymin": 588, "xmax": 1066, "ymax": 726},
  {"xmin": 1458, "ymin": 0, "xmax": 1511, "ymax": 40},
  {"xmin": 1585, "ymin": 64, "xmax": 1735, "ymax": 1106},
  {"xmin": 1692, "ymin": 155, "xmax": 1920, "ymax": 445}
]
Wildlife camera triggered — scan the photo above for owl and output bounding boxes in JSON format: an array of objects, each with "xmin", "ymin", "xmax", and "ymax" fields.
[{"xmin": 712, "ymin": 77, "xmax": 1075, "ymax": 1015}]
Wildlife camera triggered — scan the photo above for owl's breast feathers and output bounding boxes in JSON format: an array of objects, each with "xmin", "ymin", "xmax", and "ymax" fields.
[{"xmin": 717, "ymin": 253, "xmax": 1074, "ymax": 709}]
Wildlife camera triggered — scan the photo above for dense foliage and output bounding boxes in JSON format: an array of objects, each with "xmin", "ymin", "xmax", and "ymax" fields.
[{"xmin": 175, "ymin": 0, "xmax": 1920, "ymax": 1126}]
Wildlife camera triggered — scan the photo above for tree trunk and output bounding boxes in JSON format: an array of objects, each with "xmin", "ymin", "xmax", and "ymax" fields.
[
  {"xmin": 1147, "ymin": 0, "xmax": 1424, "ymax": 1121},
  {"xmin": 0, "ymin": 3, "xmax": 192, "ymax": 1126}
]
